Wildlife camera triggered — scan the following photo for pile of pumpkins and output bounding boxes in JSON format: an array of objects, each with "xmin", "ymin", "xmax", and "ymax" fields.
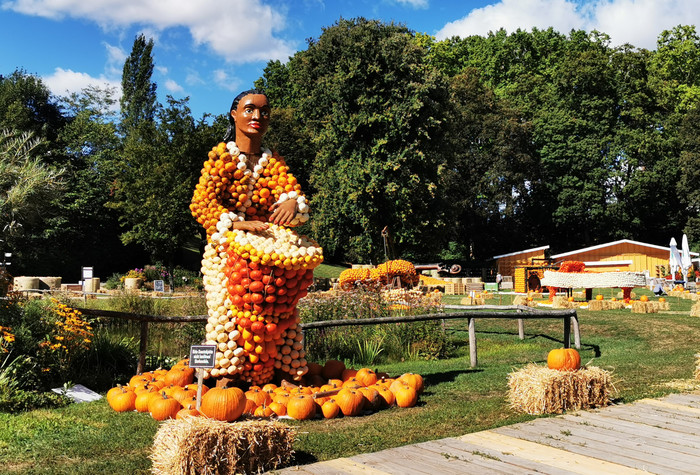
[
  {"xmin": 338, "ymin": 259, "xmax": 419, "ymax": 290},
  {"xmin": 106, "ymin": 358, "xmax": 424, "ymax": 422}
]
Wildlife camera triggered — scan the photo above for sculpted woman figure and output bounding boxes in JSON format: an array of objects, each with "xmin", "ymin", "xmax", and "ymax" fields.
[{"xmin": 191, "ymin": 90, "xmax": 322, "ymax": 386}]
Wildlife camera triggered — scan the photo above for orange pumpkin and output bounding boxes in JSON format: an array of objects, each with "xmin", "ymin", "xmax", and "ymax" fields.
[
  {"xmin": 322, "ymin": 359, "xmax": 345, "ymax": 380},
  {"xmin": 335, "ymin": 388, "xmax": 365, "ymax": 417},
  {"xmin": 595, "ymin": 294, "xmax": 603, "ymax": 301},
  {"xmin": 148, "ymin": 392, "xmax": 181, "ymax": 421},
  {"xmin": 321, "ymin": 399, "xmax": 340, "ymax": 419},
  {"xmin": 640, "ymin": 295, "xmax": 649, "ymax": 302},
  {"xmin": 287, "ymin": 394, "xmax": 316, "ymax": 420},
  {"xmin": 268, "ymin": 401, "xmax": 287, "ymax": 416},
  {"xmin": 108, "ymin": 387, "xmax": 137, "ymax": 412},
  {"xmin": 398, "ymin": 373, "xmax": 424, "ymax": 394},
  {"xmin": 393, "ymin": 383, "xmax": 418, "ymax": 408},
  {"xmin": 199, "ymin": 387, "xmax": 246, "ymax": 422},
  {"xmin": 164, "ymin": 366, "xmax": 195, "ymax": 387},
  {"xmin": 134, "ymin": 389, "xmax": 159, "ymax": 413},
  {"xmin": 355, "ymin": 368, "xmax": 378, "ymax": 387},
  {"xmin": 547, "ymin": 348, "xmax": 581, "ymax": 371}
]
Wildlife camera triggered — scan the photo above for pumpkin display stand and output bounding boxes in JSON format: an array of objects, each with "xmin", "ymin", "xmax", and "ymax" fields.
[
  {"xmin": 151, "ymin": 417, "xmax": 295, "ymax": 475},
  {"xmin": 507, "ymin": 363, "xmax": 614, "ymax": 415}
]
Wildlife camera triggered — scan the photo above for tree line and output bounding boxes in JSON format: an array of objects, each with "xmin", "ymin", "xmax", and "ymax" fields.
[{"xmin": 2, "ymin": 19, "xmax": 699, "ymax": 280}]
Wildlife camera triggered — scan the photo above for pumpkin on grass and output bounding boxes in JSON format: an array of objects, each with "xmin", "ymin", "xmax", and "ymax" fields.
[
  {"xmin": 287, "ymin": 394, "xmax": 316, "ymax": 420},
  {"xmin": 398, "ymin": 373, "xmax": 424, "ymax": 394},
  {"xmin": 321, "ymin": 399, "xmax": 340, "ymax": 419},
  {"xmin": 149, "ymin": 392, "xmax": 181, "ymax": 421},
  {"xmin": 335, "ymin": 388, "xmax": 364, "ymax": 416},
  {"xmin": 392, "ymin": 383, "xmax": 418, "ymax": 408},
  {"xmin": 199, "ymin": 387, "xmax": 246, "ymax": 422},
  {"xmin": 547, "ymin": 348, "xmax": 581, "ymax": 371},
  {"xmin": 108, "ymin": 387, "xmax": 137, "ymax": 412}
]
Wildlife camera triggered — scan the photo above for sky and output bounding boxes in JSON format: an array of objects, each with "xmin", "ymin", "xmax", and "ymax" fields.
[{"xmin": 1, "ymin": 0, "xmax": 698, "ymax": 120}]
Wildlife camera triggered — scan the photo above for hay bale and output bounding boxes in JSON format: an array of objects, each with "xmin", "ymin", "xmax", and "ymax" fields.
[
  {"xmin": 512, "ymin": 295, "xmax": 536, "ymax": 307},
  {"xmin": 691, "ymin": 302, "xmax": 700, "ymax": 317},
  {"xmin": 657, "ymin": 300, "xmax": 670, "ymax": 311},
  {"xmin": 151, "ymin": 417, "xmax": 296, "ymax": 475},
  {"xmin": 507, "ymin": 363, "xmax": 614, "ymax": 415},
  {"xmin": 587, "ymin": 300, "xmax": 604, "ymax": 311},
  {"xmin": 631, "ymin": 301, "xmax": 658, "ymax": 314},
  {"xmin": 459, "ymin": 296, "xmax": 485, "ymax": 306},
  {"xmin": 552, "ymin": 296, "xmax": 577, "ymax": 309}
]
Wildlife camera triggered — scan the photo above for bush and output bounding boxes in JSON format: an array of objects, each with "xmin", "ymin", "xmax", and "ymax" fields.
[{"xmin": 0, "ymin": 354, "xmax": 71, "ymax": 413}]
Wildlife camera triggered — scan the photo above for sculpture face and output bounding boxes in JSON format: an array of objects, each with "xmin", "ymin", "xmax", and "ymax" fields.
[{"xmin": 232, "ymin": 94, "xmax": 270, "ymax": 139}]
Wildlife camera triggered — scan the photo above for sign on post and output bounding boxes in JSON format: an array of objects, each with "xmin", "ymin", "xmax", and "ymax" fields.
[{"xmin": 189, "ymin": 345, "xmax": 216, "ymax": 410}]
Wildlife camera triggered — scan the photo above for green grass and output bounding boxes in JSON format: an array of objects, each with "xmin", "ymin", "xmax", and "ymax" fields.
[
  {"xmin": 3, "ymin": 291, "xmax": 700, "ymax": 473},
  {"xmin": 311, "ymin": 262, "xmax": 347, "ymax": 279}
]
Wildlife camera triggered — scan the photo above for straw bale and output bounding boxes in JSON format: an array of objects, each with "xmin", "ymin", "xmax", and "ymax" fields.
[
  {"xmin": 151, "ymin": 417, "xmax": 296, "ymax": 475},
  {"xmin": 657, "ymin": 300, "xmax": 670, "ymax": 311},
  {"xmin": 631, "ymin": 301, "xmax": 658, "ymax": 314},
  {"xmin": 694, "ymin": 354, "xmax": 700, "ymax": 380},
  {"xmin": 552, "ymin": 296, "xmax": 577, "ymax": 309},
  {"xmin": 586, "ymin": 300, "xmax": 604, "ymax": 311},
  {"xmin": 459, "ymin": 296, "xmax": 485, "ymax": 306},
  {"xmin": 691, "ymin": 302, "xmax": 700, "ymax": 317},
  {"xmin": 507, "ymin": 364, "xmax": 614, "ymax": 415},
  {"xmin": 512, "ymin": 295, "xmax": 536, "ymax": 307}
]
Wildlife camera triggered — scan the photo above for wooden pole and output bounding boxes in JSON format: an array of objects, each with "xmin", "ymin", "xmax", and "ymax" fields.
[
  {"xmin": 468, "ymin": 317, "xmax": 477, "ymax": 368},
  {"xmin": 196, "ymin": 369, "xmax": 204, "ymax": 410},
  {"xmin": 137, "ymin": 321, "xmax": 148, "ymax": 374},
  {"xmin": 563, "ymin": 315, "xmax": 571, "ymax": 348}
]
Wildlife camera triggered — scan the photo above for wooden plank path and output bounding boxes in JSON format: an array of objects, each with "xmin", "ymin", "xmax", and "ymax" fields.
[{"xmin": 273, "ymin": 391, "xmax": 700, "ymax": 474}]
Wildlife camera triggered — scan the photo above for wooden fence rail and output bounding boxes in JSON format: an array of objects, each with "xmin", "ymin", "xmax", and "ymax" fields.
[{"xmin": 76, "ymin": 305, "xmax": 580, "ymax": 373}]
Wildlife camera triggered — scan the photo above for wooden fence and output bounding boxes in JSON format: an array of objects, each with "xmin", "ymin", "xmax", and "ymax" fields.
[{"xmin": 76, "ymin": 305, "xmax": 580, "ymax": 373}]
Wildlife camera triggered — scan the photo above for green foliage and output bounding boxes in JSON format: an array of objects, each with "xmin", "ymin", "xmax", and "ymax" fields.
[{"xmin": 285, "ymin": 18, "xmax": 450, "ymax": 263}]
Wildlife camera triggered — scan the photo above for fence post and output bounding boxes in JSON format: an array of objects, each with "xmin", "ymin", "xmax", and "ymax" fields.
[
  {"xmin": 137, "ymin": 321, "xmax": 148, "ymax": 374},
  {"xmin": 468, "ymin": 317, "xmax": 477, "ymax": 368}
]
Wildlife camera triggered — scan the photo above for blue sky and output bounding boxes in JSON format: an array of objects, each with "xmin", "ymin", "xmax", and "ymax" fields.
[{"xmin": 1, "ymin": 0, "xmax": 698, "ymax": 120}]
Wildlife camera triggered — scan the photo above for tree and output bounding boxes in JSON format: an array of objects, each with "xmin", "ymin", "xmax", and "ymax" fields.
[
  {"xmin": 679, "ymin": 100, "xmax": 700, "ymax": 246},
  {"xmin": 284, "ymin": 18, "xmax": 450, "ymax": 263},
  {"xmin": 120, "ymin": 34, "xmax": 158, "ymax": 131},
  {"xmin": 0, "ymin": 129, "xmax": 64, "ymax": 250}
]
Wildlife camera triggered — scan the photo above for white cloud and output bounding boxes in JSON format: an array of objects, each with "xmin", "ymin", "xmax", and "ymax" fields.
[
  {"xmin": 392, "ymin": 0, "xmax": 429, "ymax": 8},
  {"xmin": 164, "ymin": 79, "xmax": 184, "ymax": 93},
  {"xmin": 2, "ymin": 0, "xmax": 296, "ymax": 63},
  {"xmin": 43, "ymin": 67, "xmax": 122, "ymax": 99},
  {"xmin": 435, "ymin": 0, "xmax": 700, "ymax": 50},
  {"xmin": 213, "ymin": 69, "xmax": 241, "ymax": 92}
]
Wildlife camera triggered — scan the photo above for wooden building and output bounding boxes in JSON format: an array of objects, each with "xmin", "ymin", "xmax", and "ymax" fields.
[
  {"xmin": 550, "ymin": 239, "xmax": 697, "ymax": 277},
  {"xmin": 493, "ymin": 245, "xmax": 550, "ymax": 277}
]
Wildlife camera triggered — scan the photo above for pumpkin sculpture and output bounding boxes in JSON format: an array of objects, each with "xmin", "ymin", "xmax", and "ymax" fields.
[
  {"xmin": 199, "ymin": 387, "xmax": 246, "ymax": 422},
  {"xmin": 547, "ymin": 348, "xmax": 581, "ymax": 371}
]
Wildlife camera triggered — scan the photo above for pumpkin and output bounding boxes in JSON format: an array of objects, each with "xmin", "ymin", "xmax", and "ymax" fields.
[
  {"xmin": 199, "ymin": 387, "xmax": 246, "ymax": 422},
  {"xmin": 547, "ymin": 348, "xmax": 581, "ymax": 371},
  {"xmin": 176, "ymin": 407, "xmax": 201, "ymax": 419},
  {"xmin": 373, "ymin": 385, "xmax": 395, "ymax": 407},
  {"xmin": 268, "ymin": 401, "xmax": 287, "ymax": 416},
  {"xmin": 335, "ymin": 388, "xmax": 364, "ymax": 416},
  {"xmin": 148, "ymin": 392, "xmax": 181, "ymax": 421},
  {"xmin": 245, "ymin": 388, "xmax": 272, "ymax": 407},
  {"xmin": 134, "ymin": 388, "xmax": 159, "ymax": 412},
  {"xmin": 173, "ymin": 387, "xmax": 197, "ymax": 404},
  {"xmin": 393, "ymin": 383, "xmax": 418, "ymax": 408},
  {"xmin": 106, "ymin": 384, "xmax": 129, "ymax": 404},
  {"xmin": 355, "ymin": 368, "xmax": 378, "ymax": 387},
  {"xmin": 398, "ymin": 373, "xmax": 424, "ymax": 394},
  {"xmin": 322, "ymin": 359, "xmax": 345, "ymax": 380},
  {"xmin": 108, "ymin": 387, "xmax": 137, "ymax": 412},
  {"xmin": 254, "ymin": 404, "xmax": 274, "ymax": 418},
  {"xmin": 341, "ymin": 368, "xmax": 358, "ymax": 381},
  {"xmin": 358, "ymin": 387, "xmax": 382, "ymax": 411},
  {"xmin": 164, "ymin": 366, "xmax": 195, "ymax": 387},
  {"xmin": 321, "ymin": 399, "xmax": 340, "ymax": 419},
  {"xmin": 306, "ymin": 362, "xmax": 323, "ymax": 376},
  {"xmin": 659, "ymin": 297, "xmax": 666, "ymax": 303},
  {"xmin": 243, "ymin": 398, "xmax": 258, "ymax": 415},
  {"xmin": 287, "ymin": 394, "xmax": 316, "ymax": 420},
  {"xmin": 342, "ymin": 377, "xmax": 362, "ymax": 389},
  {"xmin": 640, "ymin": 295, "xmax": 649, "ymax": 302},
  {"xmin": 595, "ymin": 294, "xmax": 604, "ymax": 300}
]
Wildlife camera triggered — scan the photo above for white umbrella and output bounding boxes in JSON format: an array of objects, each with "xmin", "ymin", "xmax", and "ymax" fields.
[
  {"xmin": 682, "ymin": 234, "xmax": 693, "ymax": 280},
  {"xmin": 670, "ymin": 237, "xmax": 682, "ymax": 278}
]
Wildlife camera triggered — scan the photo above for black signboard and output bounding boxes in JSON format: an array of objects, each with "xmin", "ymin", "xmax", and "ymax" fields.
[{"xmin": 189, "ymin": 345, "xmax": 217, "ymax": 369}]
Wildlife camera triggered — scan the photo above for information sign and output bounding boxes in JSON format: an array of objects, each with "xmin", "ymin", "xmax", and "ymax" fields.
[
  {"xmin": 153, "ymin": 280, "xmax": 165, "ymax": 292},
  {"xmin": 189, "ymin": 345, "xmax": 216, "ymax": 369}
]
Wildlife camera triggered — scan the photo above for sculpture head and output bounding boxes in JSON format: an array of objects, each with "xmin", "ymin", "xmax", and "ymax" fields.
[{"xmin": 223, "ymin": 88, "xmax": 269, "ymax": 142}]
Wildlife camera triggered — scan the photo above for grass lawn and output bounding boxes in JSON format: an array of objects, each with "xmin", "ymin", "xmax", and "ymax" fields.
[{"xmin": 2, "ymin": 291, "xmax": 700, "ymax": 474}]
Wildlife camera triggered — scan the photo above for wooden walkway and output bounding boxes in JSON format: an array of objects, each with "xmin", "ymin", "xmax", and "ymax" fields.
[{"xmin": 275, "ymin": 391, "xmax": 700, "ymax": 474}]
